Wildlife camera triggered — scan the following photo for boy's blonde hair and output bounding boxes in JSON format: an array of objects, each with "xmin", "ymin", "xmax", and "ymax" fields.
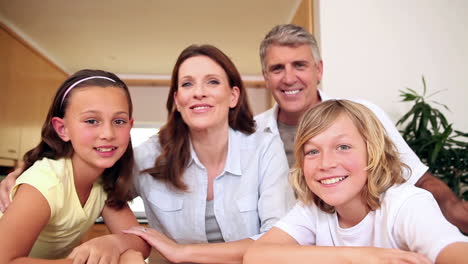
[{"xmin": 291, "ymin": 100, "xmax": 408, "ymax": 213}]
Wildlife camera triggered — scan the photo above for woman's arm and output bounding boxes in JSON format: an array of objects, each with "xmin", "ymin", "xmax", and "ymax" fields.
[
  {"xmin": 123, "ymin": 226, "xmax": 253, "ymax": 264},
  {"xmin": 68, "ymin": 204, "xmax": 151, "ymax": 262},
  {"xmin": 244, "ymin": 227, "xmax": 431, "ymax": 264},
  {"xmin": 0, "ymin": 184, "xmax": 74, "ymax": 263}
]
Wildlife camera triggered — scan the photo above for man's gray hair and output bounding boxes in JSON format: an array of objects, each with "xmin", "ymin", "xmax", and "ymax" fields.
[{"xmin": 260, "ymin": 24, "xmax": 321, "ymax": 74}]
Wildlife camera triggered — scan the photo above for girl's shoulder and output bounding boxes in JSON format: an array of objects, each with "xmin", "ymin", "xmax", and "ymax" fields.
[{"xmin": 19, "ymin": 157, "xmax": 70, "ymax": 185}]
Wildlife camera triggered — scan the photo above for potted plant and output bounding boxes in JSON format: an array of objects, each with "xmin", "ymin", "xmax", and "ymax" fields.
[{"xmin": 397, "ymin": 76, "xmax": 468, "ymax": 200}]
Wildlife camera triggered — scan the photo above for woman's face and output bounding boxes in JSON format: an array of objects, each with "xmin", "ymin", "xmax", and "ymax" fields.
[{"xmin": 174, "ymin": 55, "xmax": 239, "ymax": 133}]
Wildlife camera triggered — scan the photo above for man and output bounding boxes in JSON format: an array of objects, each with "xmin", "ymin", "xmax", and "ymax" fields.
[{"xmin": 255, "ymin": 24, "xmax": 467, "ymax": 233}]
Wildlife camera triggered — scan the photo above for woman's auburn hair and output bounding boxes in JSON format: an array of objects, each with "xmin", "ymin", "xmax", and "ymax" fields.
[
  {"xmin": 144, "ymin": 44, "xmax": 255, "ymax": 190},
  {"xmin": 290, "ymin": 100, "xmax": 408, "ymax": 213},
  {"xmin": 22, "ymin": 69, "xmax": 135, "ymax": 209}
]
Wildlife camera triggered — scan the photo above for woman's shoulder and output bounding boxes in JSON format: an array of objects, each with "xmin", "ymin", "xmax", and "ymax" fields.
[{"xmin": 133, "ymin": 135, "xmax": 162, "ymax": 168}]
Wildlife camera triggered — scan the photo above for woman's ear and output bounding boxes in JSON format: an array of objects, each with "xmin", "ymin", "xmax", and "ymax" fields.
[
  {"xmin": 51, "ymin": 117, "xmax": 70, "ymax": 142},
  {"xmin": 173, "ymin": 92, "xmax": 180, "ymax": 112},
  {"xmin": 230, "ymin": 86, "xmax": 240, "ymax": 108}
]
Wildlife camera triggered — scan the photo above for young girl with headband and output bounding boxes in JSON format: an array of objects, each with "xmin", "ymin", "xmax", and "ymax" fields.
[
  {"xmin": 0, "ymin": 69, "xmax": 150, "ymax": 263},
  {"xmin": 245, "ymin": 100, "xmax": 468, "ymax": 264}
]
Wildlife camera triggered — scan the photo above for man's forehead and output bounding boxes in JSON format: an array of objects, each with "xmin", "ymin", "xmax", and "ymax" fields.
[{"xmin": 266, "ymin": 44, "xmax": 314, "ymax": 63}]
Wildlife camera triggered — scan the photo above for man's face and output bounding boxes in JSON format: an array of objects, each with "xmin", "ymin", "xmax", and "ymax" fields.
[{"xmin": 263, "ymin": 44, "xmax": 323, "ymax": 124}]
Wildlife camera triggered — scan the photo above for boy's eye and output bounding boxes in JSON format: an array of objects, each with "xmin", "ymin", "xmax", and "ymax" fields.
[
  {"xmin": 338, "ymin": 145, "xmax": 351, "ymax": 150},
  {"xmin": 305, "ymin": 149, "xmax": 319, "ymax": 156}
]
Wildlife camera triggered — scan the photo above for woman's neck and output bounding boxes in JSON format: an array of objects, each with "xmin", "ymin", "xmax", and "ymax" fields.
[{"xmin": 190, "ymin": 124, "xmax": 229, "ymax": 172}]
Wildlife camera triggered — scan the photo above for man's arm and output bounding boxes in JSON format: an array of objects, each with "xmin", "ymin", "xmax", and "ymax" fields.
[{"xmin": 416, "ymin": 172, "xmax": 468, "ymax": 233}]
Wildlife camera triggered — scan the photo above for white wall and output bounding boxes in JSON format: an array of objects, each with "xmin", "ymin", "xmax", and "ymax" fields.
[{"xmin": 315, "ymin": 0, "xmax": 468, "ymax": 132}]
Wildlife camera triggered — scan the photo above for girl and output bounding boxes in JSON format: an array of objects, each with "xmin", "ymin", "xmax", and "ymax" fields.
[
  {"xmin": 244, "ymin": 100, "xmax": 468, "ymax": 264},
  {"xmin": 0, "ymin": 70, "xmax": 150, "ymax": 263}
]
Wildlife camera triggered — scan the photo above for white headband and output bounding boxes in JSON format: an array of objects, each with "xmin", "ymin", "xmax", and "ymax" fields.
[{"xmin": 60, "ymin": 76, "xmax": 116, "ymax": 108}]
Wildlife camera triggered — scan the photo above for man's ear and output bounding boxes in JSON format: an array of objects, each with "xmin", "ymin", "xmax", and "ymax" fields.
[{"xmin": 51, "ymin": 117, "xmax": 70, "ymax": 142}]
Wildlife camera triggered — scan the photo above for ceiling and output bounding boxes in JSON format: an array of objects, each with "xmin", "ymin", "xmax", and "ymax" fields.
[{"xmin": 0, "ymin": 0, "xmax": 301, "ymax": 78}]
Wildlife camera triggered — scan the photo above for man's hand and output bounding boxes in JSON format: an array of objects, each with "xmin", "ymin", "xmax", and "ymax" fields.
[{"xmin": 0, "ymin": 165, "xmax": 23, "ymax": 212}]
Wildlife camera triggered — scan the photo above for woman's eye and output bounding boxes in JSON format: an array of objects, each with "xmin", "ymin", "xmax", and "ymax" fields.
[
  {"xmin": 338, "ymin": 145, "xmax": 351, "ymax": 150},
  {"xmin": 208, "ymin": 79, "xmax": 220, "ymax": 85},
  {"xmin": 181, "ymin": 82, "xmax": 192, "ymax": 87}
]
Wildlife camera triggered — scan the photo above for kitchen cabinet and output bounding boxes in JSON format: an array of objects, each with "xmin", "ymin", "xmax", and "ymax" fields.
[{"xmin": 0, "ymin": 25, "xmax": 67, "ymax": 166}]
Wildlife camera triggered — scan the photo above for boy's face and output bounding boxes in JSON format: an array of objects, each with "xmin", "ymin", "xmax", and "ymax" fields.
[
  {"xmin": 263, "ymin": 44, "xmax": 323, "ymax": 124},
  {"xmin": 302, "ymin": 114, "xmax": 368, "ymax": 215}
]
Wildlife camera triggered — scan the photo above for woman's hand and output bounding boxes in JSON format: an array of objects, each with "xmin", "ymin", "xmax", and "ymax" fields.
[
  {"xmin": 123, "ymin": 226, "xmax": 183, "ymax": 263},
  {"xmin": 68, "ymin": 235, "xmax": 123, "ymax": 264}
]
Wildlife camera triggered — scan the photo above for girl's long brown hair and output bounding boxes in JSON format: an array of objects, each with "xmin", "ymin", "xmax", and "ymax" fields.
[
  {"xmin": 23, "ymin": 69, "xmax": 135, "ymax": 209},
  {"xmin": 144, "ymin": 44, "xmax": 255, "ymax": 190}
]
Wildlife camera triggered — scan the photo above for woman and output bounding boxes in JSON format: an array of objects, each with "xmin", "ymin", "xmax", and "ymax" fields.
[{"xmin": 123, "ymin": 44, "xmax": 294, "ymax": 263}]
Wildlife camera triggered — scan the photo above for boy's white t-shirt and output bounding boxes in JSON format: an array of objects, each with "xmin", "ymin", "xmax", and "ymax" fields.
[{"xmin": 275, "ymin": 183, "xmax": 468, "ymax": 262}]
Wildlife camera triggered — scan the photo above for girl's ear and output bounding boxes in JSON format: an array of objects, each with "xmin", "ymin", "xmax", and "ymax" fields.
[{"xmin": 51, "ymin": 117, "xmax": 70, "ymax": 142}]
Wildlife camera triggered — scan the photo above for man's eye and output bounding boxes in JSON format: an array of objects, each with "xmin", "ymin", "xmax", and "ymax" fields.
[{"xmin": 270, "ymin": 66, "xmax": 283, "ymax": 73}]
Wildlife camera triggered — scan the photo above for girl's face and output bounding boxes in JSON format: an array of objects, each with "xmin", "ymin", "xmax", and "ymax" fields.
[
  {"xmin": 302, "ymin": 113, "xmax": 368, "ymax": 213},
  {"xmin": 54, "ymin": 86, "xmax": 133, "ymax": 175},
  {"xmin": 174, "ymin": 55, "xmax": 239, "ymax": 133}
]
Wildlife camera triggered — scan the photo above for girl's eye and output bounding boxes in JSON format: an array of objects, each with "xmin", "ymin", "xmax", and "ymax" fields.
[
  {"xmin": 114, "ymin": 119, "xmax": 127, "ymax": 125},
  {"xmin": 338, "ymin": 145, "xmax": 351, "ymax": 150},
  {"xmin": 85, "ymin": 119, "xmax": 98, "ymax": 125}
]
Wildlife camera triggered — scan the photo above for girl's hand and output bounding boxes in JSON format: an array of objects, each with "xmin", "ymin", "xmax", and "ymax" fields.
[
  {"xmin": 118, "ymin": 249, "xmax": 146, "ymax": 264},
  {"xmin": 68, "ymin": 235, "xmax": 122, "ymax": 264},
  {"xmin": 122, "ymin": 226, "xmax": 183, "ymax": 263}
]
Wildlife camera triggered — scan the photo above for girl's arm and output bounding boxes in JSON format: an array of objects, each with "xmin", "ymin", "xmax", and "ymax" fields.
[
  {"xmin": 68, "ymin": 203, "xmax": 151, "ymax": 262},
  {"xmin": 123, "ymin": 226, "xmax": 253, "ymax": 264},
  {"xmin": 244, "ymin": 227, "xmax": 431, "ymax": 264},
  {"xmin": 0, "ymin": 184, "xmax": 72, "ymax": 263}
]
